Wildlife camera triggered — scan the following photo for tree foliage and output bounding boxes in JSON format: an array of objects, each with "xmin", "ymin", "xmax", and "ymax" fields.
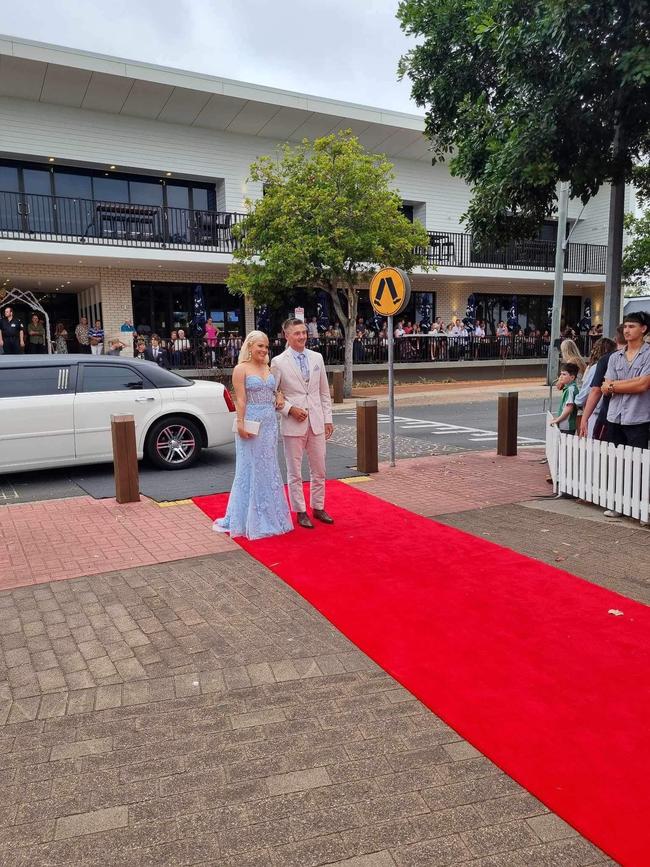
[
  {"xmin": 227, "ymin": 131, "xmax": 430, "ymax": 394},
  {"xmin": 397, "ymin": 0, "xmax": 650, "ymax": 244},
  {"xmin": 623, "ymin": 209, "xmax": 650, "ymax": 289}
]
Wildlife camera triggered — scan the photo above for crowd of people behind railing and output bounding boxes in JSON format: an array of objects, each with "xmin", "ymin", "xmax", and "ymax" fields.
[{"xmin": 0, "ymin": 306, "xmax": 604, "ymax": 367}]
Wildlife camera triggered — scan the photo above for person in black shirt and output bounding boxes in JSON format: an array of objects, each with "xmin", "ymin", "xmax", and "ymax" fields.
[
  {"xmin": 0, "ymin": 307, "xmax": 24, "ymax": 354},
  {"xmin": 578, "ymin": 324, "xmax": 625, "ymax": 439}
]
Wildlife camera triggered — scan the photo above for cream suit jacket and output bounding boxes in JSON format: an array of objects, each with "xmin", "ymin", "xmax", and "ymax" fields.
[{"xmin": 270, "ymin": 348, "xmax": 333, "ymax": 436}]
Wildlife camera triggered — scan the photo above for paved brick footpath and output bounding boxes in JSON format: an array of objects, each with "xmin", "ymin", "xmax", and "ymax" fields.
[
  {"xmin": 0, "ymin": 551, "xmax": 610, "ymax": 866},
  {"xmin": 0, "ymin": 496, "xmax": 235, "ymax": 591},
  {"xmin": 357, "ymin": 450, "xmax": 551, "ymax": 517},
  {"xmin": 436, "ymin": 502, "xmax": 650, "ymax": 607}
]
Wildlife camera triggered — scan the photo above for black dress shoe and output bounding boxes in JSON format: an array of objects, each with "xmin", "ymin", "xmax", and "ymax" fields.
[
  {"xmin": 296, "ymin": 512, "xmax": 314, "ymax": 529},
  {"xmin": 312, "ymin": 509, "xmax": 334, "ymax": 524}
]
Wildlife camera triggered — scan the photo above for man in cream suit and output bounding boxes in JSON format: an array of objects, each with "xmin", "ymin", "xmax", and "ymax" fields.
[{"xmin": 271, "ymin": 318, "xmax": 334, "ymax": 529}]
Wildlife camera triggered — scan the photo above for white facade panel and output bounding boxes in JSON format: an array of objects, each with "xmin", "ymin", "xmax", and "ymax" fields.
[
  {"xmin": 0, "ymin": 94, "xmax": 610, "ymax": 245},
  {"xmin": 567, "ymin": 187, "xmax": 610, "ymax": 244}
]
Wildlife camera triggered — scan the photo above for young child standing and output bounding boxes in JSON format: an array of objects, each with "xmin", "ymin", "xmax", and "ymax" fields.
[{"xmin": 550, "ymin": 362, "xmax": 580, "ymax": 434}]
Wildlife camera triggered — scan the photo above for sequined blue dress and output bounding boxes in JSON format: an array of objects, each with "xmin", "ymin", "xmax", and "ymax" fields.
[{"xmin": 214, "ymin": 374, "xmax": 293, "ymax": 540}]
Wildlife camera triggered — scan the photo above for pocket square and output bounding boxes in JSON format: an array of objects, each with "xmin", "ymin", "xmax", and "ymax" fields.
[{"xmin": 312, "ymin": 364, "xmax": 320, "ymax": 372}]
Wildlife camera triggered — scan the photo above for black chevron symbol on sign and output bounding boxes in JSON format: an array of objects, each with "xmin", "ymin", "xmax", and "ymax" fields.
[{"xmin": 375, "ymin": 277, "xmax": 400, "ymax": 303}]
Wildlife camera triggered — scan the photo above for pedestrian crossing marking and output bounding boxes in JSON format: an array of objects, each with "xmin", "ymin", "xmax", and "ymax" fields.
[{"xmin": 339, "ymin": 412, "xmax": 544, "ymax": 445}]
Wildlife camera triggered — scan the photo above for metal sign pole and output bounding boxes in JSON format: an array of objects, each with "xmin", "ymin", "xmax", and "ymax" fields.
[
  {"xmin": 546, "ymin": 181, "xmax": 569, "ymax": 386},
  {"xmin": 369, "ymin": 267, "xmax": 411, "ymax": 471},
  {"xmin": 387, "ymin": 314, "xmax": 395, "ymax": 467}
]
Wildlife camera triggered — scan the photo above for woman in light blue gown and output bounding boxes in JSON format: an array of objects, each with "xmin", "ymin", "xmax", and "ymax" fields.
[{"xmin": 214, "ymin": 330, "xmax": 293, "ymax": 540}]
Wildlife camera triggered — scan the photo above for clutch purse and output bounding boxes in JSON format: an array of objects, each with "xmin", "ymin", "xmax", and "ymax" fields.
[{"xmin": 232, "ymin": 418, "xmax": 260, "ymax": 436}]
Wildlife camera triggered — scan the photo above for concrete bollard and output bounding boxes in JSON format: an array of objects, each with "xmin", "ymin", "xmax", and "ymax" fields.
[
  {"xmin": 356, "ymin": 399, "xmax": 379, "ymax": 474},
  {"xmin": 332, "ymin": 370, "xmax": 344, "ymax": 404},
  {"xmin": 497, "ymin": 392, "xmax": 518, "ymax": 456},
  {"xmin": 111, "ymin": 414, "xmax": 140, "ymax": 503}
]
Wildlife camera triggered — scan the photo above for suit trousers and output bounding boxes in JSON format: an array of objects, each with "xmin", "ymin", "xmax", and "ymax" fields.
[{"xmin": 283, "ymin": 428, "xmax": 326, "ymax": 512}]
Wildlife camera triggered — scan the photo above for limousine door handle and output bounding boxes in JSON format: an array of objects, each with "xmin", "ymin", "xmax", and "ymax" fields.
[{"xmin": 134, "ymin": 397, "xmax": 155, "ymax": 402}]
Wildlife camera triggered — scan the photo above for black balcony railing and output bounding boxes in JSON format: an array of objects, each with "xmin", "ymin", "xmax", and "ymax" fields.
[
  {"xmin": 139, "ymin": 334, "xmax": 595, "ymax": 371},
  {"xmin": 0, "ymin": 188, "xmax": 607, "ymax": 274},
  {"xmin": 421, "ymin": 231, "xmax": 607, "ymax": 274},
  {"xmin": 0, "ymin": 189, "xmax": 244, "ymax": 252}
]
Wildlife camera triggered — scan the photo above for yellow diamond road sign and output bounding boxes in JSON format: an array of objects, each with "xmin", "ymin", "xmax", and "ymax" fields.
[{"xmin": 369, "ymin": 267, "xmax": 411, "ymax": 316}]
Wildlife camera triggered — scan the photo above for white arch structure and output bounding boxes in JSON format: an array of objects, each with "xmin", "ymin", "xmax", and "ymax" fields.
[{"xmin": 0, "ymin": 288, "xmax": 52, "ymax": 353}]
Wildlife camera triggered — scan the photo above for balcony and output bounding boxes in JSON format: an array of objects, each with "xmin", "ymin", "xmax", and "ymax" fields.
[
  {"xmin": 421, "ymin": 231, "xmax": 607, "ymax": 274},
  {"xmin": 0, "ymin": 189, "xmax": 243, "ymax": 254},
  {"xmin": 0, "ymin": 189, "xmax": 607, "ymax": 275}
]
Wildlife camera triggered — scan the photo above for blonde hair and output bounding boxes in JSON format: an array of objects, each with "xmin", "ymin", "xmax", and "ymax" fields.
[
  {"xmin": 560, "ymin": 338, "xmax": 586, "ymax": 375},
  {"xmin": 238, "ymin": 330, "xmax": 270, "ymax": 365}
]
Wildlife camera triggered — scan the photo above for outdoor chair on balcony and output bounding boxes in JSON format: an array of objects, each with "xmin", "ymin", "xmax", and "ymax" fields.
[
  {"xmin": 428, "ymin": 232, "xmax": 455, "ymax": 265},
  {"xmin": 96, "ymin": 203, "xmax": 158, "ymax": 243},
  {"xmin": 513, "ymin": 240, "xmax": 554, "ymax": 269},
  {"xmin": 192, "ymin": 211, "xmax": 233, "ymax": 249}
]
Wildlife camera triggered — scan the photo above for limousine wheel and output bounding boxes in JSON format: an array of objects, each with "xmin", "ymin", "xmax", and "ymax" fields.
[{"xmin": 146, "ymin": 416, "xmax": 202, "ymax": 470}]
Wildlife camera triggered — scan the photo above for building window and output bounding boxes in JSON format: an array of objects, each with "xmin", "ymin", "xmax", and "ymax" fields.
[
  {"xmin": 260, "ymin": 289, "xmax": 436, "ymax": 336},
  {"xmin": 473, "ymin": 292, "xmax": 581, "ymax": 334},
  {"xmin": 131, "ymin": 282, "xmax": 244, "ymax": 338},
  {"xmin": 0, "ymin": 159, "xmax": 217, "ymax": 215}
]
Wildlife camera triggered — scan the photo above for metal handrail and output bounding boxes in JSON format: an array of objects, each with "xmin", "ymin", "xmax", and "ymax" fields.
[{"xmin": 124, "ymin": 333, "xmax": 596, "ymax": 369}]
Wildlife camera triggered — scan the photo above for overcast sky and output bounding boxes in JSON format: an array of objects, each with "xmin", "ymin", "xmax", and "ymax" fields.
[{"xmin": 7, "ymin": 0, "xmax": 421, "ymax": 114}]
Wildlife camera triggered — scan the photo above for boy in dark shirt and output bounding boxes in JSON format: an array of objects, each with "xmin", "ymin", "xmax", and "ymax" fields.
[{"xmin": 579, "ymin": 325, "xmax": 626, "ymax": 439}]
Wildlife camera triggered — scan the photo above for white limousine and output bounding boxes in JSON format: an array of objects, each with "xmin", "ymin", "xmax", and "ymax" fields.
[{"xmin": 0, "ymin": 354, "xmax": 236, "ymax": 472}]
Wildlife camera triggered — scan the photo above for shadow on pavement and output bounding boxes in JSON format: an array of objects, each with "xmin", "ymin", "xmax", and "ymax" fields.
[{"xmin": 2, "ymin": 443, "xmax": 362, "ymax": 503}]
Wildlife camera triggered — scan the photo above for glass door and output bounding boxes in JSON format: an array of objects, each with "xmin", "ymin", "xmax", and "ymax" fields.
[
  {"xmin": 22, "ymin": 168, "xmax": 55, "ymax": 234},
  {"xmin": 0, "ymin": 165, "xmax": 20, "ymax": 231}
]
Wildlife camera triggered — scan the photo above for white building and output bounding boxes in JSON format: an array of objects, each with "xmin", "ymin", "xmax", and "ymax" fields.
[{"xmin": 0, "ymin": 34, "xmax": 621, "ymax": 367}]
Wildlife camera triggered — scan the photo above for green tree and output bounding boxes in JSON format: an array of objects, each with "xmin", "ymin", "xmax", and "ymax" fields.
[
  {"xmin": 227, "ymin": 132, "xmax": 430, "ymax": 396},
  {"xmin": 623, "ymin": 209, "xmax": 650, "ymax": 291},
  {"xmin": 397, "ymin": 0, "xmax": 650, "ymax": 331}
]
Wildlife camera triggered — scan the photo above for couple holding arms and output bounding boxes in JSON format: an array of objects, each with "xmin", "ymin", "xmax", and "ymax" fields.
[{"xmin": 215, "ymin": 318, "xmax": 334, "ymax": 540}]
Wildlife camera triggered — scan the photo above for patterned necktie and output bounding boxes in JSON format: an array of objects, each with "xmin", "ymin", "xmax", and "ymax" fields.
[{"xmin": 296, "ymin": 352, "xmax": 309, "ymax": 380}]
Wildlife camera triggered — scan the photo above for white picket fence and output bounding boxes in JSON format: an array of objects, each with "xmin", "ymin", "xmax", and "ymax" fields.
[{"xmin": 546, "ymin": 413, "xmax": 650, "ymax": 524}]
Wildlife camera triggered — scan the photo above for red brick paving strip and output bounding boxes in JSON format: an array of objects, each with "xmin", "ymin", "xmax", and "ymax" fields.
[
  {"xmin": 0, "ymin": 496, "xmax": 236, "ymax": 591},
  {"xmin": 358, "ymin": 449, "xmax": 549, "ymax": 517},
  {"xmin": 0, "ymin": 450, "xmax": 548, "ymax": 593}
]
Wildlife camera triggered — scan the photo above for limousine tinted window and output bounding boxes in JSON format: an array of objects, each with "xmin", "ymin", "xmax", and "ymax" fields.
[
  {"xmin": 0, "ymin": 366, "xmax": 73, "ymax": 398},
  {"xmin": 80, "ymin": 365, "xmax": 151, "ymax": 393}
]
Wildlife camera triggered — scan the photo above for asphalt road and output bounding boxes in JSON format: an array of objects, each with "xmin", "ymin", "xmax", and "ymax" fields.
[
  {"xmin": 0, "ymin": 397, "xmax": 550, "ymax": 504},
  {"xmin": 334, "ymin": 395, "xmax": 549, "ymax": 452}
]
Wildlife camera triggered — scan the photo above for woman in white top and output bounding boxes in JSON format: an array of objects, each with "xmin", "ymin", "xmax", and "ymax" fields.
[
  {"xmin": 173, "ymin": 328, "xmax": 190, "ymax": 349},
  {"xmin": 496, "ymin": 321, "xmax": 510, "ymax": 359},
  {"xmin": 172, "ymin": 328, "xmax": 191, "ymax": 366}
]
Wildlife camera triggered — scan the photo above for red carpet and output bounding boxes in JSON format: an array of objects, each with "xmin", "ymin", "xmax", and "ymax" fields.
[{"xmin": 194, "ymin": 481, "xmax": 650, "ymax": 865}]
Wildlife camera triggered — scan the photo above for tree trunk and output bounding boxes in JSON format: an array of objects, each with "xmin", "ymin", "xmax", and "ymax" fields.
[
  {"xmin": 603, "ymin": 177, "xmax": 626, "ymax": 337},
  {"xmin": 342, "ymin": 319, "xmax": 354, "ymax": 398},
  {"xmin": 325, "ymin": 284, "xmax": 358, "ymax": 399}
]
